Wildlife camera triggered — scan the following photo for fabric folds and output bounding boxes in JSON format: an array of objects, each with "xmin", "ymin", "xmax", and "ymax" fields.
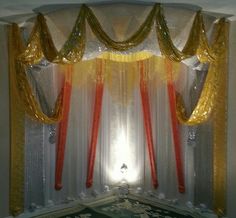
[
  {"xmin": 176, "ymin": 19, "xmax": 228, "ymax": 125},
  {"xmin": 12, "ymin": 4, "xmax": 228, "ymax": 126},
  {"xmin": 10, "ymin": 24, "xmax": 64, "ymax": 124}
]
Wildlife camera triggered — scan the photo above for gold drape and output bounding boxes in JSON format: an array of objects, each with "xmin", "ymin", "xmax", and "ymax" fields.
[
  {"xmin": 212, "ymin": 21, "xmax": 229, "ymax": 216},
  {"xmin": 156, "ymin": 8, "xmax": 214, "ymax": 62},
  {"xmin": 17, "ymin": 4, "xmax": 156, "ymax": 65},
  {"xmin": 13, "ymin": 4, "xmax": 227, "ymax": 126},
  {"xmin": 12, "ymin": 24, "xmax": 64, "ymax": 124},
  {"xmin": 8, "ymin": 25, "xmax": 25, "ymax": 216},
  {"xmin": 85, "ymin": 4, "xmax": 157, "ymax": 51},
  {"xmin": 176, "ymin": 18, "xmax": 228, "ymax": 125},
  {"xmin": 16, "ymin": 4, "xmax": 215, "ymax": 64}
]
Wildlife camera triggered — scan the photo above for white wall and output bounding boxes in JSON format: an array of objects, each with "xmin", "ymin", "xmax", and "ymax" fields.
[
  {"xmin": 227, "ymin": 20, "xmax": 236, "ymax": 218},
  {"xmin": 0, "ymin": 23, "xmax": 10, "ymax": 218}
]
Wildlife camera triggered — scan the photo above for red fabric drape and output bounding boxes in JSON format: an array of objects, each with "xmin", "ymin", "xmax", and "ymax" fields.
[
  {"xmin": 139, "ymin": 61, "xmax": 158, "ymax": 189},
  {"xmin": 86, "ymin": 59, "xmax": 104, "ymax": 188},
  {"xmin": 165, "ymin": 59, "xmax": 185, "ymax": 193},
  {"xmin": 55, "ymin": 66, "xmax": 73, "ymax": 190}
]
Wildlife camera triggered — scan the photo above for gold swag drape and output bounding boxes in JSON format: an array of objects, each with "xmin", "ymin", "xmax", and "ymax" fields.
[
  {"xmin": 10, "ymin": 24, "xmax": 64, "ymax": 124},
  {"xmin": 176, "ymin": 19, "xmax": 228, "ymax": 125},
  {"xmin": 13, "ymin": 3, "xmax": 228, "ymax": 126},
  {"xmin": 8, "ymin": 3, "xmax": 228, "ymax": 216}
]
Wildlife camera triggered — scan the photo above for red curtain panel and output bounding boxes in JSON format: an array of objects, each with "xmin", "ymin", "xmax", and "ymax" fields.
[
  {"xmin": 86, "ymin": 59, "xmax": 104, "ymax": 188},
  {"xmin": 165, "ymin": 59, "xmax": 185, "ymax": 193},
  {"xmin": 55, "ymin": 65, "xmax": 73, "ymax": 190},
  {"xmin": 139, "ymin": 60, "xmax": 158, "ymax": 189}
]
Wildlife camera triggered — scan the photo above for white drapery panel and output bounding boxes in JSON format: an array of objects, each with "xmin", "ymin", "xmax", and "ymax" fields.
[{"xmin": 24, "ymin": 59, "xmax": 207, "ymax": 209}]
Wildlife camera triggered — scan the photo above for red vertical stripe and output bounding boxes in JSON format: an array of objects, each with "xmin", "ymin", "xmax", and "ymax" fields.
[
  {"xmin": 55, "ymin": 66, "xmax": 73, "ymax": 190},
  {"xmin": 165, "ymin": 59, "xmax": 185, "ymax": 193},
  {"xmin": 139, "ymin": 61, "xmax": 158, "ymax": 189},
  {"xmin": 86, "ymin": 59, "xmax": 104, "ymax": 188}
]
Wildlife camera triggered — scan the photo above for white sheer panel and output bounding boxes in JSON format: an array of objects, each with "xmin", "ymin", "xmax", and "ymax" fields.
[
  {"xmin": 24, "ymin": 59, "xmax": 205, "ymax": 210},
  {"xmin": 25, "ymin": 118, "xmax": 45, "ymax": 208},
  {"xmin": 24, "ymin": 63, "xmax": 63, "ymax": 208}
]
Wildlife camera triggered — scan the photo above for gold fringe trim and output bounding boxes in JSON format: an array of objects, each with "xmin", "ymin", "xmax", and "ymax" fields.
[{"xmin": 97, "ymin": 51, "xmax": 153, "ymax": 62}]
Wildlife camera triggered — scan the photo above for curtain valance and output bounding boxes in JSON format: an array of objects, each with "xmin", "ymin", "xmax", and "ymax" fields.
[
  {"xmin": 9, "ymin": 3, "xmax": 228, "ymax": 125},
  {"xmin": 16, "ymin": 4, "xmax": 221, "ymax": 65}
]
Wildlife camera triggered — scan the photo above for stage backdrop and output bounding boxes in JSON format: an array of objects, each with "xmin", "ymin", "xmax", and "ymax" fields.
[{"xmin": 0, "ymin": 3, "xmax": 230, "ymax": 217}]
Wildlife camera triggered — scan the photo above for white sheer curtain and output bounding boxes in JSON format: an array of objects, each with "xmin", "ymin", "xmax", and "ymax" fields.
[
  {"xmin": 24, "ymin": 59, "xmax": 199, "ymax": 208},
  {"xmin": 22, "ymin": 3, "xmax": 217, "ymax": 211}
]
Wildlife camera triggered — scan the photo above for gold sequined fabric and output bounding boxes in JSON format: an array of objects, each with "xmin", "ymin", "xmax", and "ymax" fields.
[
  {"xmin": 212, "ymin": 19, "xmax": 228, "ymax": 217},
  {"xmin": 13, "ymin": 4, "xmax": 228, "ymax": 126},
  {"xmin": 16, "ymin": 4, "xmax": 220, "ymax": 65},
  {"xmin": 176, "ymin": 18, "xmax": 228, "ymax": 125},
  {"xmin": 12, "ymin": 24, "xmax": 63, "ymax": 124},
  {"xmin": 171, "ymin": 19, "xmax": 228, "ymax": 216}
]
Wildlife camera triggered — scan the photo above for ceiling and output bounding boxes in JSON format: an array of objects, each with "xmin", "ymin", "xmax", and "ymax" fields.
[{"xmin": 0, "ymin": 0, "xmax": 236, "ymax": 21}]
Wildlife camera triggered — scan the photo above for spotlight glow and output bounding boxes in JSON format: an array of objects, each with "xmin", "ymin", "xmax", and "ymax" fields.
[{"xmin": 109, "ymin": 127, "xmax": 138, "ymax": 184}]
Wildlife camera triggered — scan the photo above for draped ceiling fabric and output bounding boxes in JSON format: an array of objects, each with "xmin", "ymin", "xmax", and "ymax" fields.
[{"xmin": 8, "ymin": 2, "xmax": 228, "ymax": 217}]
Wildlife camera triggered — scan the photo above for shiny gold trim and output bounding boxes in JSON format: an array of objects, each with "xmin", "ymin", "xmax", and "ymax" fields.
[{"xmin": 97, "ymin": 51, "xmax": 153, "ymax": 62}]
